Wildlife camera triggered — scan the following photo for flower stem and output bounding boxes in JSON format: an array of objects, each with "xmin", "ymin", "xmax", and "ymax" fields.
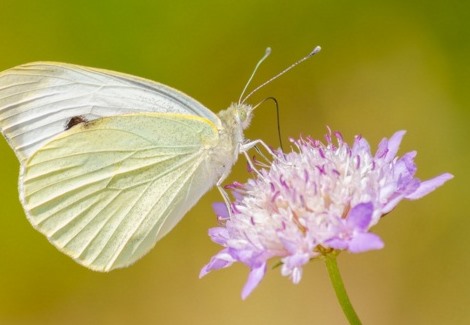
[{"xmin": 324, "ymin": 254, "xmax": 362, "ymax": 325}]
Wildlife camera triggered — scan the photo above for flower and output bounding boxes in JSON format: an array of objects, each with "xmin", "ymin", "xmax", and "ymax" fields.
[{"xmin": 200, "ymin": 130, "xmax": 453, "ymax": 299}]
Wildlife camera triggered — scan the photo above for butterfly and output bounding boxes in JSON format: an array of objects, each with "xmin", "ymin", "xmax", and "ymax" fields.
[{"xmin": 0, "ymin": 46, "xmax": 320, "ymax": 272}]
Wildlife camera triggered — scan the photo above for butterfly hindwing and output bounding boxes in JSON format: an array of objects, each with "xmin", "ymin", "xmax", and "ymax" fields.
[{"xmin": 20, "ymin": 113, "xmax": 220, "ymax": 271}]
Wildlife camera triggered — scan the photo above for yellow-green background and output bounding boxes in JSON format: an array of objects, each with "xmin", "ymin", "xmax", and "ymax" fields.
[{"xmin": 0, "ymin": 1, "xmax": 466, "ymax": 324}]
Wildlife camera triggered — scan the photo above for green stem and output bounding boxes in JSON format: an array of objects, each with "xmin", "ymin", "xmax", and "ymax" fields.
[{"xmin": 324, "ymin": 254, "xmax": 362, "ymax": 325}]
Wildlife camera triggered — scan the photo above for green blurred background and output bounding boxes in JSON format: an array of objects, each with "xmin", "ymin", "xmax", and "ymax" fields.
[{"xmin": 0, "ymin": 0, "xmax": 467, "ymax": 324}]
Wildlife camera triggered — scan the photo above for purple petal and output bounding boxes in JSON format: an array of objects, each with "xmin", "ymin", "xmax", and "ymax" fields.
[
  {"xmin": 347, "ymin": 202, "xmax": 374, "ymax": 230},
  {"xmin": 199, "ymin": 249, "xmax": 235, "ymax": 278},
  {"xmin": 375, "ymin": 137, "xmax": 389, "ymax": 159},
  {"xmin": 382, "ymin": 194, "xmax": 405, "ymax": 214},
  {"xmin": 228, "ymin": 248, "xmax": 265, "ymax": 267},
  {"xmin": 397, "ymin": 173, "xmax": 421, "ymax": 195},
  {"xmin": 208, "ymin": 227, "xmax": 229, "ymax": 245},
  {"xmin": 232, "ymin": 190, "xmax": 244, "ymax": 201},
  {"xmin": 384, "ymin": 130, "xmax": 406, "ymax": 162},
  {"xmin": 212, "ymin": 202, "xmax": 229, "ymax": 219},
  {"xmin": 375, "ymin": 130, "xmax": 406, "ymax": 161},
  {"xmin": 405, "ymin": 173, "xmax": 454, "ymax": 200},
  {"xmin": 352, "ymin": 136, "xmax": 371, "ymax": 156},
  {"xmin": 282, "ymin": 253, "xmax": 310, "ymax": 270},
  {"xmin": 400, "ymin": 151, "xmax": 417, "ymax": 171},
  {"xmin": 325, "ymin": 238, "xmax": 349, "ymax": 250},
  {"xmin": 348, "ymin": 232, "xmax": 384, "ymax": 253},
  {"xmin": 241, "ymin": 263, "xmax": 267, "ymax": 299},
  {"xmin": 394, "ymin": 151, "xmax": 417, "ymax": 181}
]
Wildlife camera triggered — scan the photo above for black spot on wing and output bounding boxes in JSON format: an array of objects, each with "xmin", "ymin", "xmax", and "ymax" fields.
[{"xmin": 65, "ymin": 115, "xmax": 89, "ymax": 130}]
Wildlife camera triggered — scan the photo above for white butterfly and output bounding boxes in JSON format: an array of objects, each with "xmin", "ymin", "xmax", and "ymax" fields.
[{"xmin": 0, "ymin": 47, "xmax": 320, "ymax": 272}]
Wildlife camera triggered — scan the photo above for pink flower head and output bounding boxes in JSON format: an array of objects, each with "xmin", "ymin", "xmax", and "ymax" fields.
[{"xmin": 200, "ymin": 130, "xmax": 453, "ymax": 299}]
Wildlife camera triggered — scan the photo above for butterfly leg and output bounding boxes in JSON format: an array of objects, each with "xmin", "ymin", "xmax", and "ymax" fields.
[
  {"xmin": 240, "ymin": 139, "xmax": 277, "ymax": 178},
  {"xmin": 216, "ymin": 172, "xmax": 235, "ymax": 218},
  {"xmin": 240, "ymin": 138, "xmax": 275, "ymax": 155},
  {"xmin": 215, "ymin": 139, "xmax": 276, "ymax": 218}
]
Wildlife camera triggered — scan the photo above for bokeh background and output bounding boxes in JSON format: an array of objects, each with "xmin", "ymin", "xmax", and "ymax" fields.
[{"xmin": 0, "ymin": 1, "xmax": 467, "ymax": 324}]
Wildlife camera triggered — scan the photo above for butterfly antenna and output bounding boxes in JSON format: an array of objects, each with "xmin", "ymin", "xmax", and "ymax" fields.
[
  {"xmin": 241, "ymin": 45, "xmax": 321, "ymax": 104},
  {"xmin": 238, "ymin": 47, "xmax": 272, "ymax": 104}
]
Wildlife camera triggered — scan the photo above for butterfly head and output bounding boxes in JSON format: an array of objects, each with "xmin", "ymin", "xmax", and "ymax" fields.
[
  {"xmin": 217, "ymin": 102, "xmax": 253, "ymax": 133},
  {"xmin": 236, "ymin": 103, "xmax": 253, "ymax": 130}
]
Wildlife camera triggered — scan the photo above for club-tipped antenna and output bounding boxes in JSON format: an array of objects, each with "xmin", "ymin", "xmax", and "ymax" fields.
[
  {"xmin": 238, "ymin": 47, "xmax": 272, "ymax": 104},
  {"xmin": 241, "ymin": 46, "xmax": 321, "ymax": 104}
]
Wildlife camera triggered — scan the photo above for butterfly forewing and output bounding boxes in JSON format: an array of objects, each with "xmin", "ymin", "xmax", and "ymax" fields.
[
  {"xmin": 20, "ymin": 113, "xmax": 220, "ymax": 271},
  {"xmin": 0, "ymin": 62, "xmax": 219, "ymax": 162}
]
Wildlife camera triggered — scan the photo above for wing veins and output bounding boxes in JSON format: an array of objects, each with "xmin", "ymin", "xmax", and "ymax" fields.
[
  {"xmin": 0, "ymin": 80, "xmax": 41, "ymax": 92},
  {"xmin": 0, "ymin": 82, "xmax": 75, "ymax": 104},
  {"xmin": 96, "ymin": 150, "xmax": 204, "ymax": 267},
  {"xmin": 26, "ymin": 147, "xmax": 198, "ymax": 208},
  {"xmin": 61, "ymin": 191, "xmax": 122, "ymax": 254},
  {"xmin": 110, "ymin": 153, "xmax": 205, "ymax": 266},
  {"xmin": 84, "ymin": 184, "xmax": 155, "ymax": 264}
]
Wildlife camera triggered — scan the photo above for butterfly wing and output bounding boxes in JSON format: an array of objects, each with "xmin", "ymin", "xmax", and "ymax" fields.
[
  {"xmin": 20, "ymin": 113, "xmax": 221, "ymax": 271},
  {"xmin": 0, "ymin": 62, "xmax": 219, "ymax": 162}
]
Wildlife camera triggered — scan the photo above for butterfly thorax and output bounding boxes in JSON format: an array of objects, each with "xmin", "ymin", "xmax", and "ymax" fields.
[{"xmin": 206, "ymin": 103, "xmax": 253, "ymax": 180}]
